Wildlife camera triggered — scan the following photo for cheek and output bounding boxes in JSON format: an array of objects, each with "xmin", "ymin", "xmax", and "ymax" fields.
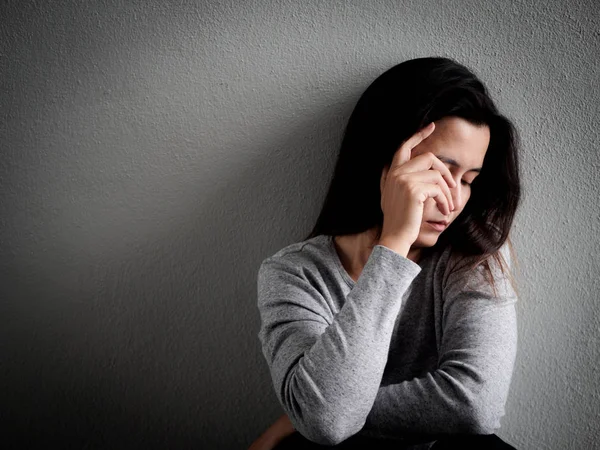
[{"xmin": 460, "ymin": 190, "xmax": 472, "ymax": 208}]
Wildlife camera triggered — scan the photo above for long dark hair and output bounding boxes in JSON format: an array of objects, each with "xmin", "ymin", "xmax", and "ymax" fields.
[{"xmin": 304, "ymin": 56, "xmax": 522, "ymax": 297}]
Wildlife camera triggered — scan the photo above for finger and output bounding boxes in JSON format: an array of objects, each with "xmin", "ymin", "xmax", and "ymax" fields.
[
  {"xmin": 412, "ymin": 176, "xmax": 453, "ymax": 215},
  {"xmin": 403, "ymin": 169, "xmax": 455, "ymax": 211},
  {"xmin": 396, "ymin": 152, "xmax": 457, "ymax": 191},
  {"xmin": 429, "ymin": 153, "xmax": 457, "ymax": 190},
  {"xmin": 390, "ymin": 122, "xmax": 435, "ymax": 169},
  {"xmin": 417, "ymin": 182, "xmax": 452, "ymax": 216}
]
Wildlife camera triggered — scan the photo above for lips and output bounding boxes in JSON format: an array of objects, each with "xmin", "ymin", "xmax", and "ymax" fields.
[
  {"xmin": 428, "ymin": 220, "xmax": 449, "ymax": 226},
  {"xmin": 426, "ymin": 221, "xmax": 448, "ymax": 231}
]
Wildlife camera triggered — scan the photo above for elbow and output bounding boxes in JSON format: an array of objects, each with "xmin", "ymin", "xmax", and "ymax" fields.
[
  {"xmin": 303, "ymin": 424, "xmax": 340, "ymax": 446},
  {"xmin": 280, "ymin": 367, "xmax": 369, "ymax": 445},
  {"xmin": 291, "ymin": 414, "xmax": 344, "ymax": 446},
  {"xmin": 318, "ymin": 418, "xmax": 365, "ymax": 445},
  {"xmin": 281, "ymin": 388, "xmax": 341, "ymax": 444},
  {"xmin": 291, "ymin": 410, "xmax": 361, "ymax": 446},
  {"xmin": 322, "ymin": 423, "xmax": 362, "ymax": 446},
  {"xmin": 281, "ymin": 376, "xmax": 363, "ymax": 445},
  {"xmin": 311, "ymin": 404, "xmax": 367, "ymax": 445},
  {"xmin": 461, "ymin": 397, "xmax": 503, "ymax": 435}
]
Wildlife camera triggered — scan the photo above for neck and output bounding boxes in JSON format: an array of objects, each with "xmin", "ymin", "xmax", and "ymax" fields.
[
  {"xmin": 367, "ymin": 228, "xmax": 422, "ymax": 263},
  {"xmin": 334, "ymin": 229, "xmax": 422, "ymax": 281}
]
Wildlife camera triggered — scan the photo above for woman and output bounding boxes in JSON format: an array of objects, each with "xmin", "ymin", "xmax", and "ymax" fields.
[{"xmin": 251, "ymin": 56, "xmax": 521, "ymax": 450}]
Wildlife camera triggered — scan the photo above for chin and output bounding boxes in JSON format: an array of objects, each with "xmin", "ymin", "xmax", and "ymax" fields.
[
  {"xmin": 412, "ymin": 233, "xmax": 439, "ymax": 248},
  {"xmin": 411, "ymin": 233, "xmax": 438, "ymax": 247}
]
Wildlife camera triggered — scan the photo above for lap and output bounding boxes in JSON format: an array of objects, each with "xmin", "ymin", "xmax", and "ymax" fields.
[
  {"xmin": 430, "ymin": 433, "xmax": 517, "ymax": 449},
  {"xmin": 274, "ymin": 431, "xmax": 517, "ymax": 449},
  {"xmin": 273, "ymin": 432, "xmax": 424, "ymax": 449}
]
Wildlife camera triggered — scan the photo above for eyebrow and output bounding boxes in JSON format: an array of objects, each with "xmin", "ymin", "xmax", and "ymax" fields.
[{"xmin": 437, "ymin": 155, "xmax": 482, "ymax": 173}]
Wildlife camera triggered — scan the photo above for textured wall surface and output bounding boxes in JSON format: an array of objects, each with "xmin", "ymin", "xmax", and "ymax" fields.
[{"xmin": 2, "ymin": 0, "xmax": 599, "ymax": 448}]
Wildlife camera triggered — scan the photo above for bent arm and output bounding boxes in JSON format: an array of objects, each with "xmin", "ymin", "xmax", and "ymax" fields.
[
  {"xmin": 257, "ymin": 244, "xmax": 422, "ymax": 445},
  {"xmin": 361, "ymin": 298, "xmax": 517, "ymax": 438},
  {"xmin": 360, "ymin": 253, "xmax": 518, "ymax": 439}
]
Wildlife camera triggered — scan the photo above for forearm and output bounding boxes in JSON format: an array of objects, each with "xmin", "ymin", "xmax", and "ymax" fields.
[
  {"xmin": 360, "ymin": 298, "xmax": 518, "ymax": 438},
  {"xmin": 361, "ymin": 369, "xmax": 491, "ymax": 437},
  {"xmin": 258, "ymin": 246, "xmax": 422, "ymax": 444}
]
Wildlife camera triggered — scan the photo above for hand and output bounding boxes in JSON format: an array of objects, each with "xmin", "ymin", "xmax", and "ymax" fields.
[
  {"xmin": 247, "ymin": 431, "xmax": 277, "ymax": 450},
  {"xmin": 248, "ymin": 414, "xmax": 296, "ymax": 450},
  {"xmin": 379, "ymin": 122, "xmax": 457, "ymax": 250}
]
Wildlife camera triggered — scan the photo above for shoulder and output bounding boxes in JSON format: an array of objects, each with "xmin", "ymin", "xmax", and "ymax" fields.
[
  {"xmin": 442, "ymin": 241, "xmax": 512, "ymax": 276},
  {"xmin": 441, "ymin": 241, "xmax": 516, "ymax": 301},
  {"xmin": 256, "ymin": 236, "xmax": 335, "ymax": 320},
  {"xmin": 257, "ymin": 235, "xmax": 331, "ymax": 285}
]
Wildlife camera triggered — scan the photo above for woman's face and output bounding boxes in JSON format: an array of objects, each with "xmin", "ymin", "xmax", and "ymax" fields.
[{"xmin": 407, "ymin": 116, "xmax": 490, "ymax": 248}]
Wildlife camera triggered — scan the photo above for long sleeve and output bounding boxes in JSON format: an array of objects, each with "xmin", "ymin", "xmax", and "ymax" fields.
[
  {"xmin": 359, "ymin": 248, "xmax": 518, "ymax": 439},
  {"xmin": 257, "ymin": 244, "xmax": 422, "ymax": 445}
]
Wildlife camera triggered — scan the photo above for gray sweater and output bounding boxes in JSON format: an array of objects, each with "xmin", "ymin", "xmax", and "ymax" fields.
[{"xmin": 256, "ymin": 234, "xmax": 517, "ymax": 448}]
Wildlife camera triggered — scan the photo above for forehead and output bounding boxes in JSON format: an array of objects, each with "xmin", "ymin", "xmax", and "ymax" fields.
[{"xmin": 415, "ymin": 117, "xmax": 490, "ymax": 166}]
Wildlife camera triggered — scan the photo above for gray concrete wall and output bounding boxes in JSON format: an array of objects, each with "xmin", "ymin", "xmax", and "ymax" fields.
[{"xmin": 2, "ymin": 0, "xmax": 598, "ymax": 448}]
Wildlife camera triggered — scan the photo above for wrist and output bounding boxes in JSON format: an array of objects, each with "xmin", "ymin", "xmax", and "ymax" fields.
[{"xmin": 378, "ymin": 237, "xmax": 411, "ymax": 258}]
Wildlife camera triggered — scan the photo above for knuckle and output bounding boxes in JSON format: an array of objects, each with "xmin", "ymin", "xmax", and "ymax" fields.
[
  {"xmin": 434, "ymin": 170, "xmax": 445, "ymax": 184},
  {"xmin": 393, "ymin": 171, "xmax": 408, "ymax": 183}
]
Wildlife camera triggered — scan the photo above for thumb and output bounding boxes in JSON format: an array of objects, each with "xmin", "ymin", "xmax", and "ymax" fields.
[{"xmin": 391, "ymin": 121, "xmax": 435, "ymax": 169}]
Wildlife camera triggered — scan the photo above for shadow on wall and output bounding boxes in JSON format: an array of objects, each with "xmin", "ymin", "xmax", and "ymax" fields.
[{"xmin": 4, "ymin": 95, "xmax": 356, "ymax": 448}]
